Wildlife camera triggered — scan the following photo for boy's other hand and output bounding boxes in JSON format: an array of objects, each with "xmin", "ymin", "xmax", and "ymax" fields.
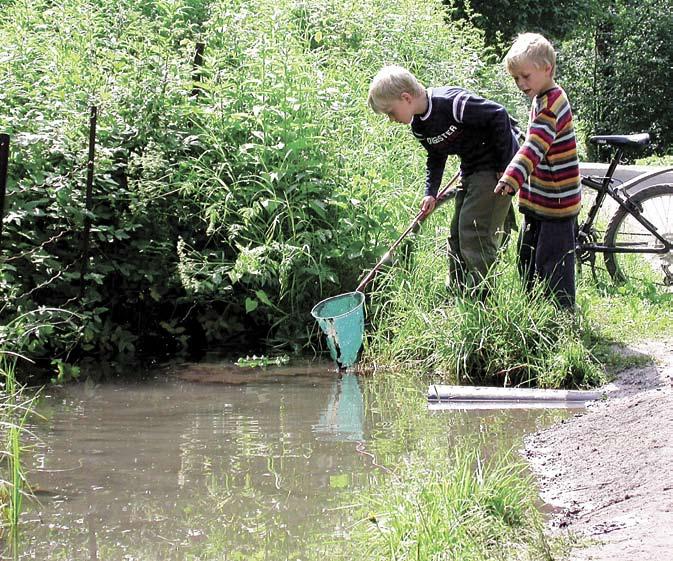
[
  {"xmin": 420, "ymin": 195, "xmax": 436, "ymax": 217},
  {"xmin": 494, "ymin": 181, "xmax": 515, "ymax": 196}
]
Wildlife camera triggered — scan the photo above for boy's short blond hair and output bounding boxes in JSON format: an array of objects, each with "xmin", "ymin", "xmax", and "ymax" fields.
[
  {"xmin": 367, "ymin": 65, "xmax": 426, "ymax": 114},
  {"xmin": 504, "ymin": 33, "xmax": 556, "ymax": 76}
]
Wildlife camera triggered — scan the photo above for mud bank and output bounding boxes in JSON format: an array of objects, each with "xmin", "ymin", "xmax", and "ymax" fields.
[{"xmin": 524, "ymin": 340, "xmax": 673, "ymax": 561}]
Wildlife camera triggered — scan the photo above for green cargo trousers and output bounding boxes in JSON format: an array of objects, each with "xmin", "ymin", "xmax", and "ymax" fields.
[{"xmin": 447, "ymin": 170, "xmax": 514, "ymax": 290}]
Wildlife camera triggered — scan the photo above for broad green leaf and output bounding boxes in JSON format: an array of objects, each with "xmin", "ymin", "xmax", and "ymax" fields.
[
  {"xmin": 245, "ymin": 298, "xmax": 258, "ymax": 313},
  {"xmin": 255, "ymin": 290, "xmax": 273, "ymax": 307}
]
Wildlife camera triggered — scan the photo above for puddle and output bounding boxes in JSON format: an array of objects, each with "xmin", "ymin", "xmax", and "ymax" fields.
[{"xmin": 16, "ymin": 361, "xmax": 572, "ymax": 560}]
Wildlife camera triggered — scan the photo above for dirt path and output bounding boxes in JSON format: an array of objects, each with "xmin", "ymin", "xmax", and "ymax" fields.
[{"xmin": 524, "ymin": 339, "xmax": 673, "ymax": 561}]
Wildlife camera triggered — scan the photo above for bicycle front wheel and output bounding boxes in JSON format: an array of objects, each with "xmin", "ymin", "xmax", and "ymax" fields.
[{"xmin": 604, "ymin": 183, "xmax": 673, "ymax": 285}]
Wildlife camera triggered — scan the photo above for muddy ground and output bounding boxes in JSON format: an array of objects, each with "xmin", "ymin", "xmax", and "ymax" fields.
[{"xmin": 524, "ymin": 340, "xmax": 673, "ymax": 561}]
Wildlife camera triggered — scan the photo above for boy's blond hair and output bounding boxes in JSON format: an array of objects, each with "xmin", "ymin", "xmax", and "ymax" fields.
[
  {"xmin": 367, "ymin": 65, "xmax": 426, "ymax": 114},
  {"xmin": 504, "ymin": 33, "xmax": 556, "ymax": 76}
]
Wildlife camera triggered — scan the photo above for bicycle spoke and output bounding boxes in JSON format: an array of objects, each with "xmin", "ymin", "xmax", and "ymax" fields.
[{"xmin": 604, "ymin": 184, "xmax": 673, "ymax": 286}]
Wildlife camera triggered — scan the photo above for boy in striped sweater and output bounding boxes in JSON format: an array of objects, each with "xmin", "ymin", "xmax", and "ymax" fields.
[{"xmin": 495, "ymin": 33, "xmax": 581, "ymax": 309}]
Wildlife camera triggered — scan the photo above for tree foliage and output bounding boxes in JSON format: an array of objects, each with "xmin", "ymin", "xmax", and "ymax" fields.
[
  {"xmin": 444, "ymin": 0, "xmax": 601, "ymax": 57},
  {"xmin": 447, "ymin": 0, "xmax": 673, "ymax": 156},
  {"xmin": 0, "ymin": 0, "xmax": 514, "ymax": 373},
  {"xmin": 560, "ymin": 0, "xmax": 673, "ymax": 155}
]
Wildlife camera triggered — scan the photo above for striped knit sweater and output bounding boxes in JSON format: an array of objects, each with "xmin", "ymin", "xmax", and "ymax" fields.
[{"xmin": 501, "ymin": 86, "xmax": 581, "ymax": 220}]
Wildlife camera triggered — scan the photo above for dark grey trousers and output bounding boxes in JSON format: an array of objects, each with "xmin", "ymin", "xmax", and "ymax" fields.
[
  {"xmin": 518, "ymin": 215, "xmax": 576, "ymax": 309},
  {"xmin": 447, "ymin": 170, "xmax": 513, "ymax": 289}
]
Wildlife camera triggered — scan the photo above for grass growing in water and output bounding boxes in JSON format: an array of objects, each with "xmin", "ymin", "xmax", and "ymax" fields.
[
  {"xmin": 0, "ymin": 356, "xmax": 36, "ymax": 552},
  {"xmin": 346, "ymin": 442, "xmax": 553, "ymax": 561}
]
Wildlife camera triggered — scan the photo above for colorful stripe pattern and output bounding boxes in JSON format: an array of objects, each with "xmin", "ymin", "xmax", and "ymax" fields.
[{"xmin": 501, "ymin": 87, "xmax": 581, "ymax": 220}]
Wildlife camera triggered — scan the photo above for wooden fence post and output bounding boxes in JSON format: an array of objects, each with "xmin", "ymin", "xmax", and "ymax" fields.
[{"xmin": 191, "ymin": 42, "xmax": 205, "ymax": 98}]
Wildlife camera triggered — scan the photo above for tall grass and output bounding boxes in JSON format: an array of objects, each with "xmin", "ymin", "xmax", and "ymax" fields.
[
  {"xmin": 346, "ymin": 443, "xmax": 552, "ymax": 561},
  {"xmin": 362, "ymin": 208, "xmax": 605, "ymax": 388},
  {"xmin": 360, "ymin": 192, "xmax": 673, "ymax": 385},
  {"xmin": 0, "ymin": 355, "xmax": 35, "ymax": 552}
]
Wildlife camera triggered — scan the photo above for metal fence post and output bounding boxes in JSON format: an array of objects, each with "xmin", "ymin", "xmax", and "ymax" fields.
[
  {"xmin": 0, "ymin": 134, "xmax": 9, "ymax": 251},
  {"xmin": 80, "ymin": 106, "xmax": 97, "ymax": 290}
]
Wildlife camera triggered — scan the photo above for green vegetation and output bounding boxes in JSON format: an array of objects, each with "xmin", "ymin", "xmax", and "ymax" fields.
[
  {"xmin": 361, "ymin": 217, "xmax": 606, "ymax": 389},
  {"xmin": 359, "ymin": 206, "xmax": 672, "ymax": 386},
  {"xmin": 348, "ymin": 446, "xmax": 552, "ymax": 561},
  {"xmin": 235, "ymin": 354, "xmax": 290, "ymax": 368},
  {"xmin": 2, "ymin": 0, "xmax": 668, "ymax": 379},
  {"xmin": 560, "ymin": 0, "xmax": 673, "ymax": 157},
  {"xmin": 335, "ymin": 368, "xmax": 569, "ymax": 561},
  {"xmin": 581, "ymin": 278, "xmax": 673, "ymax": 342},
  {"xmin": 447, "ymin": 0, "xmax": 673, "ymax": 158},
  {"xmin": 445, "ymin": 0, "xmax": 600, "ymax": 57},
  {"xmin": 0, "ymin": 0, "xmax": 520, "ymax": 373},
  {"xmin": 0, "ymin": 356, "xmax": 35, "ymax": 550},
  {"xmin": 636, "ymin": 154, "xmax": 673, "ymax": 167},
  {"xmin": 0, "ymin": 0, "xmax": 671, "ymax": 558}
]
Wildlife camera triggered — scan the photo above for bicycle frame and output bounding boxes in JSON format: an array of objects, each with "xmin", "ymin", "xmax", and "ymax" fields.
[{"xmin": 576, "ymin": 147, "xmax": 673, "ymax": 256}]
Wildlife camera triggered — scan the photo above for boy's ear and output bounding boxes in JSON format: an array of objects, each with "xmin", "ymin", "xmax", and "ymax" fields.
[{"xmin": 400, "ymin": 92, "xmax": 413, "ymax": 103}]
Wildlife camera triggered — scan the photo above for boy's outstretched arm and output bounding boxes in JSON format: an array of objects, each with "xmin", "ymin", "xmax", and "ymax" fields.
[
  {"xmin": 496, "ymin": 104, "xmax": 561, "ymax": 194},
  {"xmin": 423, "ymin": 151, "xmax": 449, "ymax": 198},
  {"xmin": 418, "ymin": 151, "xmax": 448, "ymax": 215}
]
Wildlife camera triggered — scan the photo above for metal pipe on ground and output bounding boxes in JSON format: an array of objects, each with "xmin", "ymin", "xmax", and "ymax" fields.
[{"xmin": 428, "ymin": 384, "xmax": 603, "ymax": 410}]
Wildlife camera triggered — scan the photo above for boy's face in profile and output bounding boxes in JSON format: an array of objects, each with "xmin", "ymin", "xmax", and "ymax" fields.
[
  {"xmin": 385, "ymin": 92, "xmax": 416, "ymax": 124},
  {"xmin": 509, "ymin": 60, "xmax": 554, "ymax": 99}
]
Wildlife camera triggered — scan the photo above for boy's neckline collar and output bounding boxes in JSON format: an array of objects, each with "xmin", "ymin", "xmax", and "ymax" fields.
[
  {"xmin": 419, "ymin": 87, "xmax": 433, "ymax": 121},
  {"xmin": 536, "ymin": 85, "xmax": 559, "ymax": 99}
]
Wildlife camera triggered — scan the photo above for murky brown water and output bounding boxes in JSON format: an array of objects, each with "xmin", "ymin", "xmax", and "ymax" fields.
[{"xmin": 16, "ymin": 361, "xmax": 572, "ymax": 560}]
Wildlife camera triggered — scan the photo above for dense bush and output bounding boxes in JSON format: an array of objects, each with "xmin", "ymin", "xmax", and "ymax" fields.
[
  {"xmin": 444, "ymin": 0, "xmax": 599, "ymax": 57},
  {"xmin": 0, "ymin": 0, "xmax": 514, "ymax": 373}
]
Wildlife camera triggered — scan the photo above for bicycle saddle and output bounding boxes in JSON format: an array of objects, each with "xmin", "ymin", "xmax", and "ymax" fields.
[{"xmin": 589, "ymin": 133, "xmax": 650, "ymax": 148}]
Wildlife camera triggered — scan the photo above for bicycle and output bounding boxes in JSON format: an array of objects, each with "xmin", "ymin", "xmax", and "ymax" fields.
[{"xmin": 575, "ymin": 133, "xmax": 673, "ymax": 286}]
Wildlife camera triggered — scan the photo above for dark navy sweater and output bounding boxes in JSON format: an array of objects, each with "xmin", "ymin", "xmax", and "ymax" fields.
[{"xmin": 411, "ymin": 86, "xmax": 519, "ymax": 197}]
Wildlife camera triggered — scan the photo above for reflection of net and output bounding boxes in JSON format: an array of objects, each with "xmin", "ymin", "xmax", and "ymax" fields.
[{"xmin": 314, "ymin": 374, "xmax": 364, "ymax": 441}]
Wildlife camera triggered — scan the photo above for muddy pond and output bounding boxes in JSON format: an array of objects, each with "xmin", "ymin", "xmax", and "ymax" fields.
[{"xmin": 16, "ymin": 360, "xmax": 575, "ymax": 560}]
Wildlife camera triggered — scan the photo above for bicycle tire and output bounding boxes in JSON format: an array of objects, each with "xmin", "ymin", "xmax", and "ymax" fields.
[{"xmin": 604, "ymin": 183, "xmax": 673, "ymax": 285}]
